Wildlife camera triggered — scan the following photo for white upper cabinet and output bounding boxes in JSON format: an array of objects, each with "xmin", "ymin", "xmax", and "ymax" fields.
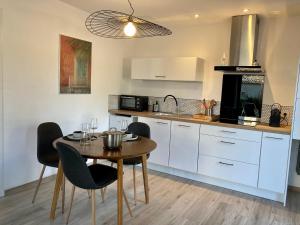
[
  {"xmin": 258, "ymin": 132, "xmax": 290, "ymax": 193},
  {"xmin": 131, "ymin": 58, "xmax": 163, "ymax": 80},
  {"xmin": 131, "ymin": 57, "xmax": 204, "ymax": 82}
]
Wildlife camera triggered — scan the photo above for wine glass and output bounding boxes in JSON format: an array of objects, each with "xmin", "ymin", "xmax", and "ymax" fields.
[
  {"xmin": 120, "ymin": 120, "xmax": 128, "ymax": 133},
  {"xmin": 81, "ymin": 123, "xmax": 91, "ymax": 145},
  {"xmin": 90, "ymin": 118, "xmax": 98, "ymax": 138}
]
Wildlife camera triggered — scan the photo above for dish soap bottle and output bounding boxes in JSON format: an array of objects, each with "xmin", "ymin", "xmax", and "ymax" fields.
[{"xmin": 153, "ymin": 101, "xmax": 159, "ymax": 112}]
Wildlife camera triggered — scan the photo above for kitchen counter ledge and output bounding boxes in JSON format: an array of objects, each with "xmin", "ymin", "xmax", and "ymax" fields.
[{"xmin": 109, "ymin": 109, "xmax": 291, "ymax": 135}]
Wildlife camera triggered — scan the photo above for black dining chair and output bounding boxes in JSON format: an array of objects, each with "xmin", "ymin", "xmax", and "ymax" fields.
[
  {"xmin": 32, "ymin": 122, "xmax": 65, "ymax": 206},
  {"xmin": 56, "ymin": 142, "xmax": 132, "ymax": 225},
  {"xmin": 110, "ymin": 122, "xmax": 150, "ymax": 205}
]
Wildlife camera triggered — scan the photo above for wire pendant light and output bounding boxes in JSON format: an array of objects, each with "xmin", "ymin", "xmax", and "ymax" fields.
[{"xmin": 85, "ymin": 0, "xmax": 172, "ymax": 39}]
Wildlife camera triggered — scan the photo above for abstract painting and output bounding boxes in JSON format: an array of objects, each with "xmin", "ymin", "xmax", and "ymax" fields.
[{"xmin": 60, "ymin": 35, "xmax": 92, "ymax": 94}]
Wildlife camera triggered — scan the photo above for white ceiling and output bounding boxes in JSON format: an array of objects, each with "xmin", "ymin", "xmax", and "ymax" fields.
[{"xmin": 60, "ymin": 0, "xmax": 300, "ymax": 24}]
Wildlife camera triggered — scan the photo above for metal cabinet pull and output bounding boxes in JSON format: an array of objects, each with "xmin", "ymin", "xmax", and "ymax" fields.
[
  {"xmin": 178, "ymin": 125, "xmax": 191, "ymax": 128},
  {"xmin": 221, "ymin": 130, "xmax": 236, "ymax": 134},
  {"xmin": 264, "ymin": 136, "xmax": 283, "ymax": 140},
  {"xmin": 156, "ymin": 121, "xmax": 168, "ymax": 125},
  {"xmin": 220, "ymin": 140, "xmax": 236, "ymax": 145},
  {"xmin": 219, "ymin": 161, "xmax": 234, "ymax": 166},
  {"xmin": 155, "ymin": 75, "xmax": 166, "ymax": 78}
]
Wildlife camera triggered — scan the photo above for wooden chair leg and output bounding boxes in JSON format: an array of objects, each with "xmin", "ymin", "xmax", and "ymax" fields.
[
  {"xmin": 32, "ymin": 165, "xmax": 46, "ymax": 204},
  {"xmin": 66, "ymin": 185, "xmax": 75, "ymax": 224},
  {"xmin": 91, "ymin": 190, "xmax": 96, "ymax": 225},
  {"xmin": 123, "ymin": 189, "xmax": 133, "ymax": 217},
  {"xmin": 93, "ymin": 159, "xmax": 97, "ymax": 165},
  {"xmin": 61, "ymin": 175, "xmax": 65, "ymax": 214},
  {"xmin": 133, "ymin": 165, "xmax": 137, "ymax": 205},
  {"xmin": 142, "ymin": 155, "xmax": 149, "ymax": 204},
  {"xmin": 50, "ymin": 161, "xmax": 64, "ymax": 220}
]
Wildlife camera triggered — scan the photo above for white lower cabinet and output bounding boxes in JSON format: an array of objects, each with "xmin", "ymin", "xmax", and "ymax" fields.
[
  {"xmin": 258, "ymin": 132, "xmax": 290, "ymax": 193},
  {"xmin": 109, "ymin": 114, "xmax": 134, "ymax": 130},
  {"xmin": 198, "ymin": 155, "xmax": 259, "ymax": 187},
  {"xmin": 169, "ymin": 121, "xmax": 200, "ymax": 173},
  {"xmin": 138, "ymin": 117, "xmax": 171, "ymax": 166},
  {"xmin": 136, "ymin": 115, "xmax": 291, "ymax": 202}
]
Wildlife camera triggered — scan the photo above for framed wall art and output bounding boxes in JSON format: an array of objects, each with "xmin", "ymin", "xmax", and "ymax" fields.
[{"xmin": 59, "ymin": 35, "xmax": 92, "ymax": 94}]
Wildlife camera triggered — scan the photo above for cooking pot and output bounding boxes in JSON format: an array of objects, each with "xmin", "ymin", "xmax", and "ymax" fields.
[{"xmin": 101, "ymin": 128, "xmax": 125, "ymax": 150}]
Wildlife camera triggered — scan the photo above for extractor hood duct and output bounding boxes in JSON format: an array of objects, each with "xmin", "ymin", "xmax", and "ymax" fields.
[{"xmin": 215, "ymin": 14, "xmax": 261, "ymax": 72}]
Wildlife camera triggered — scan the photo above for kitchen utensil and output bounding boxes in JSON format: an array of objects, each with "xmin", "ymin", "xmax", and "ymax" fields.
[
  {"xmin": 209, "ymin": 99, "xmax": 217, "ymax": 109},
  {"xmin": 101, "ymin": 128, "xmax": 125, "ymax": 150},
  {"xmin": 200, "ymin": 99, "xmax": 208, "ymax": 110},
  {"xmin": 269, "ymin": 103, "xmax": 282, "ymax": 127}
]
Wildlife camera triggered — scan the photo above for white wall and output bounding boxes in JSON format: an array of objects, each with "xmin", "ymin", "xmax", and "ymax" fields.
[
  {"xmin": 0, "ymin": 8, "xmax": 4, "ymax": 197},
  {"xmin": 1, "ymin": 0, "xmax": 132, "ymax": 190},
  {"xmin": 126, "ymin": 21, "xmax": 231, "ymax": 100},
  {"xmin": 127, "ymin": 16, "xmax": 300, "ymax": 105}
]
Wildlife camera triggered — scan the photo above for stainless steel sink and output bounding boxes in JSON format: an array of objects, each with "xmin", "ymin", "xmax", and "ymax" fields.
[{"xmin": 154, "ymin": 112, "xmax": 173, "ymax": 116}]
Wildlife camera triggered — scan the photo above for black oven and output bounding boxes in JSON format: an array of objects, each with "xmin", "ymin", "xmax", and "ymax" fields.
[
  {"xmin": 220, "ymin": 74, "xmax": 264, "ymax": 125},
  {"xmin": 119, "ymin": 95, "xmax": 149, "ymax": 112}
]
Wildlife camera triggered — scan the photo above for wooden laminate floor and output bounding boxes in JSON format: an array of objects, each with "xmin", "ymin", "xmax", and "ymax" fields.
[{"xmin": 1, "ymin": 166, "xmax": 300, "ymax": 225}]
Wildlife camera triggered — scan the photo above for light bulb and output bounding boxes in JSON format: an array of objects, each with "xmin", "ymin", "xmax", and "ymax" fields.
[{"xmin": 124, "ymin": 22, "xmax": 136, "ymax": 37}]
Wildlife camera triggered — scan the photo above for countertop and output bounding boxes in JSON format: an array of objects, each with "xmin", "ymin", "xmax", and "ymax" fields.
[{"xmin": 109, "ymin": 109, "xmax": 291, "ymax": 135}]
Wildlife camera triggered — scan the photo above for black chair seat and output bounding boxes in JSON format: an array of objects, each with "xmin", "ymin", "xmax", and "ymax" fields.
[
  {"xmin": 39, "ymin": 153, "xmax": 59, "ymax": 167},
  {"xmin": 89, "ymin": 164, "xmax": 118, "ymax": 188}
]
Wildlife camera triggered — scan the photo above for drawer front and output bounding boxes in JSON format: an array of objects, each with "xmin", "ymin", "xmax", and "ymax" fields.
[
  {"xmin": 200, "ymin": 124, "xmax": 262, "ymax": 142},
  {"xmin": 199, "ymin": 134, "xmax": 261, "ymax": 165},
  {"xmin": 198, "ymin": 155, "xmax": 259, "ymax": 187}
]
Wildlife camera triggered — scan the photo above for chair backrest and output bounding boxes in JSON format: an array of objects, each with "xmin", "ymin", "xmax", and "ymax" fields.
[
  {"xmin": 37, "ymin": 122, "xmax": 63, "ymax": 164},
  {"xmin": 56, "ymin": 142, "xmax": 97, "ymax": 189},
  {"xmin": 128, "ymin": 122, "xmax": 150, "ymax": 138}
]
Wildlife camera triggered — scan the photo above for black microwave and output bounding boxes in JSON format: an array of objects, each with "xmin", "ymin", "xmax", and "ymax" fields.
[{"xmin": 119, "ymin": 95, "xmax": 149, "ymax": 112}]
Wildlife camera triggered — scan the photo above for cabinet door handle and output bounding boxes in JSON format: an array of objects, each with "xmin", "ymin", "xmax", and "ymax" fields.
[
  {"xmin": 220, "ymin": 140, "xmax": 236, "ymax": 145},
  {"xmin": 220, "ymin": 130, "xmax": 236, "ymax": 134},
  {"xmin": 264, "ymin": 136, "xmax": 283, "ymax": 140},
  {"xmin": 155, "ymin": 75, "xmax": 166, "ymax": 78},
  {"xmin": 219, "ymin": 161, "xmax": 234, "ymax": 166},
  {"xmin": 178, "ymin": 125, "xmax": 191, "ymax": 128},
  {"xmin": 156, "ymin": 121, "xmax": 168, "ymax": 125}
]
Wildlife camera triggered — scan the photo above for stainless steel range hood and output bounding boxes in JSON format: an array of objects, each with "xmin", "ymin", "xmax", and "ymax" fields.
[{"xmin": 215, "ymin": 14, "xmax": 261, "ymax": 72}]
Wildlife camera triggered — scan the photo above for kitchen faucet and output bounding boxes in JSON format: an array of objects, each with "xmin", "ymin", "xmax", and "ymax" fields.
[{"xmin": 163, "ymin": 95, "xmax": 179, "ymax": 115}]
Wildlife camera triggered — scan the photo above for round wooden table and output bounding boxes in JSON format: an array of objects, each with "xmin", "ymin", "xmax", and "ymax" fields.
[{"xmin": 50, "ymin": 136, "xmax": 156, "ymax": 225}]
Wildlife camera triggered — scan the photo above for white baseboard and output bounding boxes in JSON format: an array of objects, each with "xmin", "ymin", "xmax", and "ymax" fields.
[{"xmin": 147, "ymin": 163, "xmax": 285, "ymax": 204}]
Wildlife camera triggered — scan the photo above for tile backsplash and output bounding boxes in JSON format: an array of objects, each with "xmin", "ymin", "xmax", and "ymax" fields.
[{"xmin": 108, "ymin": 95, "xmax": 293, "ymax": 125}]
